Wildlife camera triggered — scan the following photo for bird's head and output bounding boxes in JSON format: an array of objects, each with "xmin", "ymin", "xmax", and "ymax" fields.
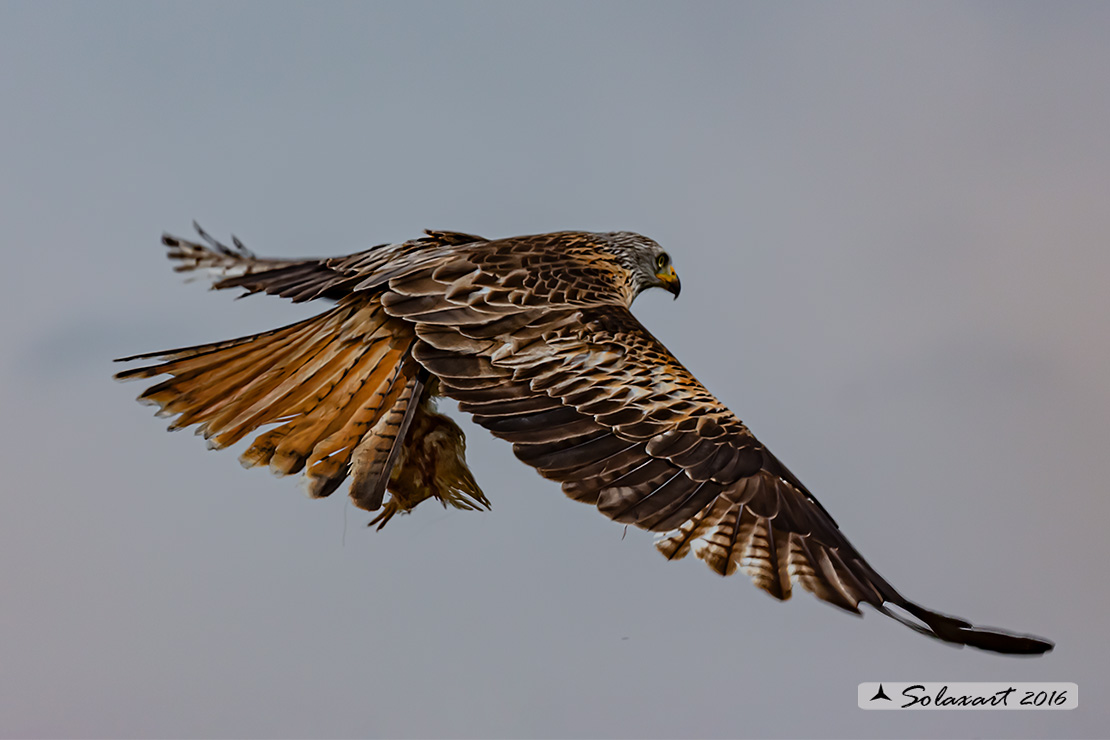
[{"xmin": 602, "ymin": 232, "xmax": 682, "ymax": 300}]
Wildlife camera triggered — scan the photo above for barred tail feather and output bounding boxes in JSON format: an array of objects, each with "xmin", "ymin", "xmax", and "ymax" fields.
[{"xmin": 348, "ymin": 370, "xmax": 425, "ymax": 512}]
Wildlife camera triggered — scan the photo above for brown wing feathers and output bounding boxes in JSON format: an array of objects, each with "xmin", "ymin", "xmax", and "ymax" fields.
[
  {"xmin": 116, "ymin": 297, "xmax": 416, "ymax": 498},
  {"xmin": 161, "ymin": 224, "xmax": 487, "ymax": 303},
  {"xmin": 118, "ymin": 227, "xmax": 1052, "ymax": 655},
  {"xmin": 348, "ymin": 369, "xmax": 426, "ymax": 511},
  {"xmin": 383, "ymin": 246, "xmax": 1051, "ymax": 654}
]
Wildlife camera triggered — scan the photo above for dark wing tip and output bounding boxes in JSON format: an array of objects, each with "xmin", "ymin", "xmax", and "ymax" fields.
[
  {"xmin": 961, "ymin": 629, "xmax": 1054, "ymax": 656},
  {"xmin": 890, "ymin": 600, "xmax": 1054, "ymax": 656}
]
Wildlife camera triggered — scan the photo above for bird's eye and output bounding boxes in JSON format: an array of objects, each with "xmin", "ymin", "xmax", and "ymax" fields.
[{"xmin": 656, "ymin": 253, "xmax": 669, "ymax": 270}]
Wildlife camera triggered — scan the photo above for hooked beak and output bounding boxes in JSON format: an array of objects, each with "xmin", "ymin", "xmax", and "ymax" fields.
[{"xmin": 656, "ymin": 265, "xmax": 681, "ymax": 299}]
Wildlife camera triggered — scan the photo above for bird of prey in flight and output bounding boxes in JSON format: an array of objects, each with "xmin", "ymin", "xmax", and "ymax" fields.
[{"xmin": 116, "ymin": 224, "xmax": 1053, "ymax": 655}]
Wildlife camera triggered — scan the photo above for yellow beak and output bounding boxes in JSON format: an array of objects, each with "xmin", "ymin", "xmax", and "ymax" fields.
[{"xmin": 656, "ymin": 265, "xmax": 681, "ymax": 298}]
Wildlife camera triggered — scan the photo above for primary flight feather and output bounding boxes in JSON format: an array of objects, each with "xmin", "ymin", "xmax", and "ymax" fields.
[{"xmin": 116, "ymin": 224, "xmax": 1053, "ymax": 655}]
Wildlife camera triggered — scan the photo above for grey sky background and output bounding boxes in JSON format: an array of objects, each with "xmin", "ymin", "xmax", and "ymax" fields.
[{"xmin": 1, "ymin": 2, "xmax": 1107, "ymax": 738}]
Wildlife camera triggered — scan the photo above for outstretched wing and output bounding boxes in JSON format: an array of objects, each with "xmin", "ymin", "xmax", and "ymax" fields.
[
  {"xmin": 162, "ymin": 223, "xmax": 487, "ymax": 302},
  {"xmin": 383, "ymin": 257, "xmax": 1052, "ymax": 655}
]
